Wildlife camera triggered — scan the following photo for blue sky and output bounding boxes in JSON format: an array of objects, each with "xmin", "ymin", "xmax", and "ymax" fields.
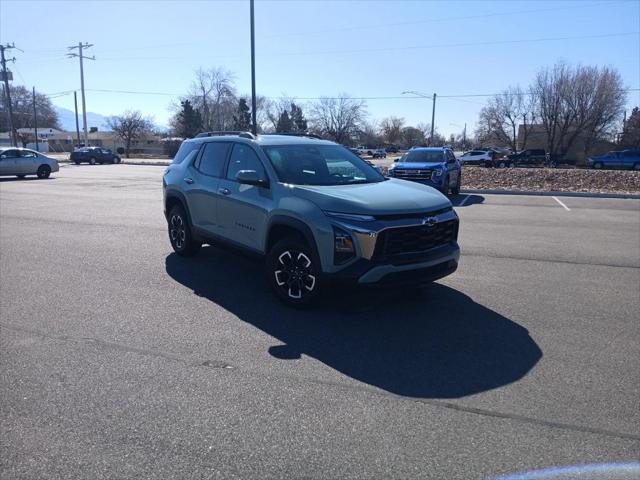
[{"xmin": 1, "ymin": 0, "xmax": 638, "ymax": 136}]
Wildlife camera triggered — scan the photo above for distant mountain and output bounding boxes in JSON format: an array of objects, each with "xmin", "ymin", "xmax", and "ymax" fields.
[{"xmin": 54, "ymin": 106, "xmax": 112, "ymax": 132}]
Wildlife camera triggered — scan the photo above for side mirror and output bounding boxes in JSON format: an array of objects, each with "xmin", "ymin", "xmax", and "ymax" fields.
[{"xmin": 236, "ymin": 169, "xmax": 268, "ymax": 187}]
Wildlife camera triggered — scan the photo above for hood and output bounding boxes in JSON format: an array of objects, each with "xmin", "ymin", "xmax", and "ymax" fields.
[
  {"xmin": 291, "ymin": 179, "xmax": 451, "ymax": 215},
  {"xmin": 392, "ymin": 161, "xmax": 445, "ymax": 169}
]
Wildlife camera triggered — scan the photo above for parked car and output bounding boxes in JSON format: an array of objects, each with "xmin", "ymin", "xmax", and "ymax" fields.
[
  {"xmin": 70, "ymin": 147, "xmax": 121, "ymax": 165},
  {"xmin": 355, "ymin": 146, "xmax": 373, "ymax": 156},
  {"xmin": 372, "ymin": 148, "xmax": 387, "ymax": 158},
  {"xmin": 502, "ymin": 149, "xmax": 547, "ymax": 168},
  {"xmin": 586, "ymin": 150, "xmax": 640, "ymax": 170},
  {"xmin": 0, "ymin": 147, "xmax": 60, "ymax": 179},
  {"xmin": 458, "ymin": 150, "xmax": 494, "ymax": 167},
  {"xmin": 387, "ymin": 147, "xmax": 461, "ymax": 195},
  {"xmin": 385, "ymin": 146, "xmax": 399, "ymax": 153},
  {"xmin": 163, "ymin": 133, "xmax": 459, "ymax": 307},
  {"xmin": 348, "ymin": 147, "xmax": 362, "ymax": 156}
]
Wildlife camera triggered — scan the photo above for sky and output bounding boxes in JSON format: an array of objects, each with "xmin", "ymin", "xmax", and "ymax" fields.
[{"xmin": 1, "ymin": 0, "xmax": 639, "ymax": 137}]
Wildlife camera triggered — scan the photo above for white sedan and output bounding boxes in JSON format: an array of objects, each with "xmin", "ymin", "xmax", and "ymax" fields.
[{"xmin": 0, "ymin": 147, "xmax": 60, "ymax": 179}]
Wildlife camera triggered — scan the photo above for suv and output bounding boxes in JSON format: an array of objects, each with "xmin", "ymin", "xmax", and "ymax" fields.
[
  {"xmin": 386, "ymin": 147, "xmax": 461, "ymax": 195},
  {"xmin": 70, "ymin": 147, "xmax": 121, "ymax": 165},
  {"xmin": 586, "ymin": 150, "xmax": 640, "ymax": 170},
  {"xmin": 372, "ymin": 148, "xmax": 387, "ymax": 158},
  {"xmin": 163, "ymin": 133, "xmax": 460, "ymax": 307},
  {"xmin": 457, "ymin": 150, "xmax": 494, "ymax": 167},
  {"xmin": 503, "ymin": 149, "xmax": 547, "ymax": 168}
]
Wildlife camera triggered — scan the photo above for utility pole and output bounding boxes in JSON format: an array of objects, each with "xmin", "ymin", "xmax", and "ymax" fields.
[
  {"xmin": 249, "ymin": 0, "xmax": 257, "ymax": 136},
  {"xmin": 73, "ymin": 91, "xmax": 81, "ymax": 146},
  {"xmin": 0, "ymin": 43, "xmax": 18, "ymax": 147},
  {"xmin": 430, "ymin": 93, "xmax": 436, "ymax": 146},
  {"xmin": 463, "ymin": 122, "xmax": 467, "ymax": 151},
  {"xmin": 67, "ymin": 42, "xmax": 94, "ymax": 147},
  {"xmin": 32, "ymin": 86, "xmax": 39, "ymax": 151}
]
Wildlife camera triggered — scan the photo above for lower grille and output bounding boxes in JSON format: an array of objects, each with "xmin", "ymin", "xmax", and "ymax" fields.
[{"xmin": 375, "ymin": 220, "xmax": 458, "ymax": 257}]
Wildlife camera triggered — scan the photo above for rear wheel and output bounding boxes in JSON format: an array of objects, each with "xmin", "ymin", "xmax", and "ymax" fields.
[
  {"xmin": 266, "ymin": 237, "xmax": 323, "ymax": 308},
  {"xmin": 89, "ymin": 157, "xmax": 97, "ymax": 165},
  {"xmin": 633, "ymin": 163, "xmax": 640, "ymax": 170},
  {"xmin": 441, "ymin": 175, "xmax": 450, "ymax": 195},
  {"xmin": 36, "ymin": 165, "xmax": 51, "ymax": 179},
  {"xmin": 451, "ymin": 173, "xmax": 461, "ymax": 195},
  {"xmin": 508, "ymin": 162, "xmax": 516, "ymax": 168},
  {"xmin": 16, "ymin": 174, "xmax": 25, "ymax": 179},
  {"xmin": 112, "ymin": 156, "xmax": 121, "ymax": 164},
  {"xmin": 498, "ymin": 161, "xmax": 507, "ymax": 169},
  {"xmin": 74, "ymin": 161, "xmax": 81, "ymax": 165},
  {"xmin": 168, "ymin": 205, "xmax": 201, "ymax": 256}
]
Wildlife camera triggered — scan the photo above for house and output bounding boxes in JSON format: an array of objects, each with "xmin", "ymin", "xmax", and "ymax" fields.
[
  {"xmin": 47, "ymin": 131, "xmax": 164, "ymax": 155},
  {"xmin": 517, "ymin": 124, "xmax": 616, "ymax": 165}
]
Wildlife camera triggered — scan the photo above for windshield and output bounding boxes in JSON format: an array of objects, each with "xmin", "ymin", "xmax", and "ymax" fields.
[
  {"xmin": 262, "ymin": 144, "xmax": 385, "ymax": 186},
  {"xmin": 397, "ymin": 150, "xmax": 445, "ymax": 163}
]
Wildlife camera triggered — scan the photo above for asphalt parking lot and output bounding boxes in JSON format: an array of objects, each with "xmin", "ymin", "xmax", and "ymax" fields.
[{"xmin": 1, "ymin": 164, "xmax": 639, "ymax": 479}]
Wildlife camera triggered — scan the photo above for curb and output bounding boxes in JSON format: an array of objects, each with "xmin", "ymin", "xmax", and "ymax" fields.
[{"xmin": 460, "ymin": 189, "xmax": 640, "ymax": 200}]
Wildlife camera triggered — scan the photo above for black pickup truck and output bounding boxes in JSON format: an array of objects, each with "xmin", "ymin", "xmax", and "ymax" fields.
[
  {"xmin": 70, "ymin": 147, "xmax": 121, "ymax": 165},
  {"xmin": 498, "ymin": 149, "xmax": 548, "ymax": 168}
]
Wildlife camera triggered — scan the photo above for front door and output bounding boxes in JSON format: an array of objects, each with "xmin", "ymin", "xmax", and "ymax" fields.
[
  {"xmin": 16, "ymin": 150, "xmax": 38, "ymax": 174},
  {"xmin": 216, "ymin": 143, "xmax": 272, "ymax": 251},
  {"xmin": 0, "ymin": 149, "xmax": 19, "ymax": 175}
]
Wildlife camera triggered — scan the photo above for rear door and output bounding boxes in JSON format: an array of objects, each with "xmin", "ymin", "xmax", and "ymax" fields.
[
  {"xmin": 16, "ymin": 150, "xmax": 38, "ymax": 174},
  {"xmin": 216, "ymin": 142, "xmax": 272, "ymax": 251},
  {"xmin": 183, "ymin": 141, "xmax": 231, "ymax": 236}
]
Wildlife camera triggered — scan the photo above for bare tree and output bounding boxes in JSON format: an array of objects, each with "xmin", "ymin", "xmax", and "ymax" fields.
[
  {"xmin": 186, "ymin": 67, "xmax": 237, "ymax": 131},
  {"xmin": 380, "ymin": 116, "xmax": 405, "ymax": 145},
  {"xmin": 0, "ymin": 85, "xmax": 61, "ymax": 131},
  {"xmin": 308, "ymin": 95, "xmax": 367, "ymax": 144},
  {"xmin": 478, "ymin": 86, "xmax": 536, "ymax": 151},
  {"xmin": 400, "ymin": 126, "xmax": 425, "ymax": 148},
  {"xmin": 532, "ymin": 62, "xmax": 626, "ymax": 157},
  {"xmin": 357, "ymin": 120, "xmax": 382, "ymax": 147},
  {"xmin": 108, "ymin": 110, "xmax": 154, "ymax": 158}
]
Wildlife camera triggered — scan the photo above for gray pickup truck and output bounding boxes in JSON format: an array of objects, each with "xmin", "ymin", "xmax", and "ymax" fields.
[{"xmin": 163, "ymin": 132, "xmax": 460, "ymax": 307}]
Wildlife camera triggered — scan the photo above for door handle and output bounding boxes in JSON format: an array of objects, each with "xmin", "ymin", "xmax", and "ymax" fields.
[
  {"xmin": 183, "ymin": 177, "xmax": 194, "ymax": 184},
  {"xmin": 219, "ymin": 187, "xmax": 231, "ymax": 195}
]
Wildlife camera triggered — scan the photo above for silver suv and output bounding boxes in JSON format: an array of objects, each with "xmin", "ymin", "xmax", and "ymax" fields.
[{"xmin": 163, "ymin": 132, "xmax": 460, "ymax": 307}]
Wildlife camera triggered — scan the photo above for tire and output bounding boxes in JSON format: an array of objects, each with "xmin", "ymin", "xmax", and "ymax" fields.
[
  {"xmin": 112, "ymin": 156, "xmax": 121, "ymax": 164},
  {"xmin": 74, "ymin": 161, "xmax": 81, "ymax": 165},
  {"xmin": 89, "ymin": 157, "xmax": 97, "ymax": 165},
  {"xmin": 451, "ymin": 173, "xmax": 461, "ymax": 195},
  {"xmin": 167, "ymin": 205, "xmax": 201, "ymax": 256},
  {"xmin": 36, "ymin": 165, "xmax": 51, "ymax": 179},
  {"xmin": 632, "ymin": 163, "xmax": 640, "ymax": 171},
  {"xmin": 16, "ymin": 174, "xmax": 25, "ymax": 179},
  {"xmin": 498, "ymin": 161, "xmax": 507, "ymax": 169},
  {"xmin": 593, "ymin": 162, "xmax": 603, "ymax": 169},
  {"xmin": 266, "ymin": 237, "xmax": 323, "ymax": 308},
  {"xmin": 508, "ymin": 162, "xmax": 516, "ymax": 168}
]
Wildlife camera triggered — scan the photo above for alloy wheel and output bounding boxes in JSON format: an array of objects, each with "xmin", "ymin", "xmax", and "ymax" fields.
[
  {"xmin": 169, "ymin": 214, "xmax": 186, "ymax": 250},
  {"xmin": 273, "ymin": 250, "xmax": 316, "ymax": 299}
]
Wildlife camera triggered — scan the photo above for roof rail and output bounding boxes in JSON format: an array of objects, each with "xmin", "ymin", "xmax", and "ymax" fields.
[
  {"xmin": 195, "ymin": 131, "xmax": 255, "ymax": 139},
  {"xmin": 262, "ymin": 132, "xmax": 323, "ymax": 140}
]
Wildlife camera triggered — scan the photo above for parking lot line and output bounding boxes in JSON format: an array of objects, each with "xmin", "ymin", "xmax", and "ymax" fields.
[
  {"xmin": 552, "ymin": 196, "xmax": 571, "ymax": 211},
  {"xmin": 458, "ymin": 194, "xmax": 472, "ymax": 207}
]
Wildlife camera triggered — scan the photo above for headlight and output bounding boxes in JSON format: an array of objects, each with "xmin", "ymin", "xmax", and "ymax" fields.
[
  {"xmin": 333, "ymin": 227, "xmax": 355, "ymax": 264},
  {"xmin": 325, "ymin": 211, "xmax": 375, "ymax": 222}
]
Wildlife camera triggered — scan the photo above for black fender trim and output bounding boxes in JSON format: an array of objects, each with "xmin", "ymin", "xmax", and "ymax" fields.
[{"xmin": 266, "ymin": 215, "xmax": 319, "ymax": 256}]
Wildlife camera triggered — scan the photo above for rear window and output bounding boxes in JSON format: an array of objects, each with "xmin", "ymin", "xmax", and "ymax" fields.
[{"xmin": 172, "ymin": 141, "xmax": 201, "ymax": 164}]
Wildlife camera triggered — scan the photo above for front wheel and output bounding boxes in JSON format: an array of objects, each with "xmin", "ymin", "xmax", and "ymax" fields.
[
  {"xmin": 112, "ymin": 156, "xmax": 121, "ymax": 164},
  {"xmin": 89, "ymin": 157, "xmax": 97, "ymax": 165},
  {"xmin": 593, "ymin": 162, "xmax": 603, "ymax": 169},
  {"xmin": 36, "ymin": 165, "xmax": 51, "ymax": 179},
  {"xmin": 168, "ymin": 205, "xmax": 201, "ymax": 256},
  {"xmin": 266, "ymin": 237, "xmax": 323, "ymax": 308},
  {"xmin": 632, "ymin": 163, "xmax": 640, "ymax": 171},
  {"xmin": 440, "ymin": 175, "xmax": 450, "ymax": 195},
  {"xmin": 498, "ymin": 161, "xmax": 507, "ymax": 169}
]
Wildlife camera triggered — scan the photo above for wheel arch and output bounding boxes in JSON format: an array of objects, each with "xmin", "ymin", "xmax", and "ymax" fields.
[
  {"xmin": 266, "ymin": 216, "xmax": 318, "ymax": 256},
  {"xmin": 164, "ymin": 191, "xmax": 192, "ymax": 225}
]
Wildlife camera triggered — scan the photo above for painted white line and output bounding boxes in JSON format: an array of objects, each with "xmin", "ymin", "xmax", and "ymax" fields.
[
  {"xmin": 458, "ymin": 194, "xmax": 472, "ymax": 207},
  {"xmin": 552, "ymin": 196, "xmax": 571, "ymax": 211}
]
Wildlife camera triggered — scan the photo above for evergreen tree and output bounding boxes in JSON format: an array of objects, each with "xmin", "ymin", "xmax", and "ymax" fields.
[
  {"xmin": 233, "ymin": 98, "xmax": 252, "ymax": 131},
  {"xmin": 276, "ymin": 110, "xmax": 294, "ymax": 133},
  {"xmin": 176, "ymin": 100, "xmax": 203, "ymax": 138},
  {"xmin": 290, "ymin": 103, "xmax": 308, "ymax": 132}
]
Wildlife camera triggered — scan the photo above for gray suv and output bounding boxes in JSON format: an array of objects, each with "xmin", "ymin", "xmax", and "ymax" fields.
[{"xmin": 163, "ymin": 132, "xmax": 460, "ymax": 307}]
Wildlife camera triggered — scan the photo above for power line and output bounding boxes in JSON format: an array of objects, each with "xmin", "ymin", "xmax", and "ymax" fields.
[{"xmin": 263, "ymin": 1, "xmax": 625, "ymax": 38}]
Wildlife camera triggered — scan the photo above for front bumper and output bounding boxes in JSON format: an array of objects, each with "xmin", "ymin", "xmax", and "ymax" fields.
[
  {"xmin": 387, "ymin": 171, "xmax": 446, "ymax": 190},
  {"xmin": 328, "ymin": 243, "xmax": 459, "ymax": 287}
]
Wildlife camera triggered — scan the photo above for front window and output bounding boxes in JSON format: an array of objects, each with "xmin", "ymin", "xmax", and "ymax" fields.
[
  {"xmin": 262, "ymin": 144, "xmax": 385, "ymax": 186},
  {"xmin": 397, "ymin": 150, "xmax": 445, "ymax": 163}
]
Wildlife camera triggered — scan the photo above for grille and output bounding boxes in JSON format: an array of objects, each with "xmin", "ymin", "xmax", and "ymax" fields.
[
  {"xmin": 375, "ymin": 219, "xmax": 458, "ymax": 257},
  {"xmin": 392, "ymin": 169, "xmax": 434, "ymax": 180}
]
